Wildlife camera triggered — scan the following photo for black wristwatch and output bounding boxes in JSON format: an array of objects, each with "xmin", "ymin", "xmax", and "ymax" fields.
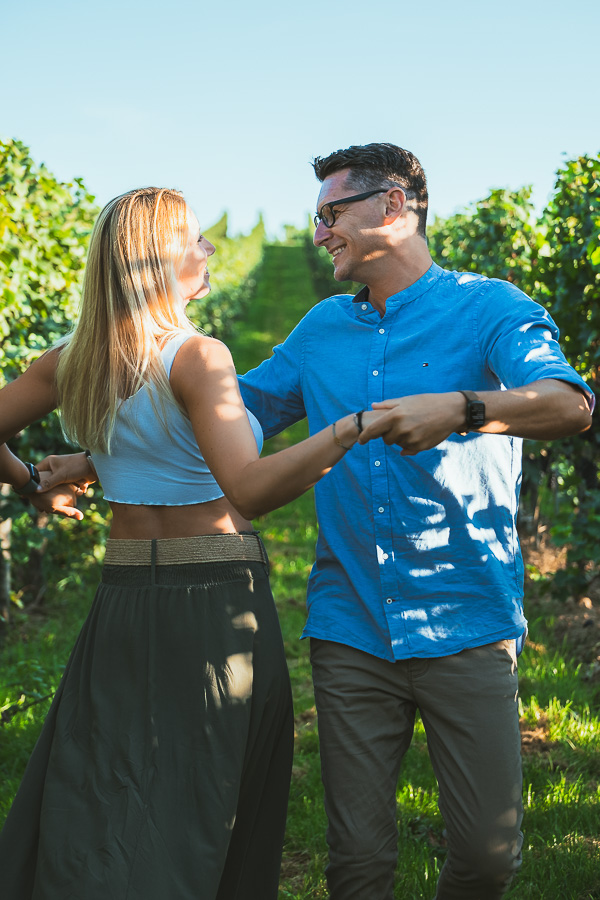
[
  {"xmin": 12, "ymin": 462, "xmax": 41, "ymax": 496},
  {"xmin": 458, "ymin": 390, "xmax": 486, "ymax": 432}
]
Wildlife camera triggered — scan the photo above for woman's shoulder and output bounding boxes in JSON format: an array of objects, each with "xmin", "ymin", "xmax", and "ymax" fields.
[
  {"xmin": 30, "ymin": 346, "xmax": 62, "ymax": 380},
  {"xmin": 169, "ymin": 334, "xmax": 239, "ymax": 410},
  {"xmin": 170, "ymin": 333, "xmax": 236, "ymax": 379}
]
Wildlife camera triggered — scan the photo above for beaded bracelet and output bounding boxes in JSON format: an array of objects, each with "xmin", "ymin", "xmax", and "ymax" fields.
[{"xmin": 332, "ymin": 421, "xmax": 352, "ymax": 451}]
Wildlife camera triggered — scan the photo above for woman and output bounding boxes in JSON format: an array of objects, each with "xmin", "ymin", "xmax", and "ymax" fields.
[{"xmin": 0, "ymin": 187, "xmax": 377, "ymax": 900}]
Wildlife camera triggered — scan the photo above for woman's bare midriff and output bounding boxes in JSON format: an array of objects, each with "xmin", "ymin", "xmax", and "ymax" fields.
[{"xmin": 107, "ymin": 495, "xmax": 253, "ymax": 540}]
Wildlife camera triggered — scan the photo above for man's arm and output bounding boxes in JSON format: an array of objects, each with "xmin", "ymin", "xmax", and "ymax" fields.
[
  {"xmin": 359, "ymin": 379, "xmax": 592, "ymax": 455},
  {"xmin": 238, "ymin": 320, "xmax": 307, "ymax": 439},
  {"xmin": 361, "ymin": 279, "xmax": 594, "ymax": 455}
]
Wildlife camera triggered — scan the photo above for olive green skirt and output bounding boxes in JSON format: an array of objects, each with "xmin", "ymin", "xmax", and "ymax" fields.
[{"xmin": 0, "ymin": 534, "xmax": 294, "ymax": 900}]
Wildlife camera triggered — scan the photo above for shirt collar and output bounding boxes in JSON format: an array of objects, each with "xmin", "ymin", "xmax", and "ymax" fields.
[{"xmin": 352, "ymin": 262, "xmax": 444, "ymax": 312}]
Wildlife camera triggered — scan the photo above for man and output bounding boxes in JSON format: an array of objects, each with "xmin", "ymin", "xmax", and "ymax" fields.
[
  {"xmin": 37, "ymin": 143, "xmax": 593, "ymax": 899},
  {"xmin": 235, "ymin": 143, "xmax": 593, "ymax": 899}
]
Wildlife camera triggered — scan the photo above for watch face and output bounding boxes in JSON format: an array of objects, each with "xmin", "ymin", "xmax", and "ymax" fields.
[{"xmin": 469, "ymin": 400, "xmax": 486, "ymax": 427}]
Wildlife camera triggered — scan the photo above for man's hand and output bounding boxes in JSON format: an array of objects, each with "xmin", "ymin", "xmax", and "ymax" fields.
[
  {"xmin": 29, "ymin": 483, "xmax": 84, "ymax": 520},
  {"xmin": 37, "ymin": 452, "xmax": 96, "ymax": 492},
  {"xmin": 358, "ymin": 393, "xmax": 465, "ymax": 455}
]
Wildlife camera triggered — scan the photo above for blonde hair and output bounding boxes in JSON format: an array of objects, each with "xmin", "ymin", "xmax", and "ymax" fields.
[{"xmin": 57, "ymin": 187, "xmax": 199, "ymax": 452}]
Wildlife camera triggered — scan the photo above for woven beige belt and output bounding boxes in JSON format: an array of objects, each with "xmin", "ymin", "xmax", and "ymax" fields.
[{"xmin": 103, "ymin": 533, "xmax": 267, "ymax": 566}]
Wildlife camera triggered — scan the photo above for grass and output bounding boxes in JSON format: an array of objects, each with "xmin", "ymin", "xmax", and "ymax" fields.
[{"xmin": 1, "ymin": 243, "xmax": 599, "ymax": 898}]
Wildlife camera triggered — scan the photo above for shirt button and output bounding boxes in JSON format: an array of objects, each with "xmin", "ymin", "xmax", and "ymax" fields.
[
  {"xmin": 383, "ymin": 553, "xmax": 389, "ymax": 560},
  {"xmin": 378, "ymin": 506, "xmax": 384, "ymax": 513},
  {"xmin": 374, "ymin": 460, "xmax": 381, "ymax": 467},
  {"xmin": 379, "ymin": 328, "xmax": 385, "ymax": 334},
  {"xmin": 372, "ymin": 370, "xmax": 379, "ymax": 376},
  {"xmin": 386, "ymin": 598, "xmax": 393, "ymax": 604},
  {"xmin": 361, "ymin": 303, "xmax": 368, "ymax": 310}
]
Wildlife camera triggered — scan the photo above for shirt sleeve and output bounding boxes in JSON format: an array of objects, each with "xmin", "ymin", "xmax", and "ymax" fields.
[
  {"xmin": 476, "ymin": 279, "xmax": 595, "ymax": 410},
  {"xmin": 238, "ymin": 319, "xmax": 307, "ymax": 439}
]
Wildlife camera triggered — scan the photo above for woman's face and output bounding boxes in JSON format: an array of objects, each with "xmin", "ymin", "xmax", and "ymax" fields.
[{"xmin": 177, "ymin": 208, "xmax": 216, "ymax": 303}]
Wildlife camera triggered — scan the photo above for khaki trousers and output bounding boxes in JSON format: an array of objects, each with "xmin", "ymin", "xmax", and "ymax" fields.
[{"xmin": 310, "ymin": 638, "xmax": 523, "ymax": 900}]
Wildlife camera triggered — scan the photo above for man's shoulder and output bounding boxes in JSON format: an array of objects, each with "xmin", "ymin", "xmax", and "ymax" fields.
[
  {"xmin": 437, "ymin": 266, "xmax": 491, "ymax": 293},
  {"xmin": 437, "ymin": 266, "xmax": 535, "ymax": 307},
  {"xmin": 315, "ymin": 291, "xmax": 357, "ymax": 308},
  {"xmin": 294, "ymin": 293, "xmax": 358, "ymax": 326}
]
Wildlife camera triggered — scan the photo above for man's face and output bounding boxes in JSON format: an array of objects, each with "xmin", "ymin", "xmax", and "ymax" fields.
[{"xmin": 313, "ymin": 168, "xmax": 384, "ymax": 283}]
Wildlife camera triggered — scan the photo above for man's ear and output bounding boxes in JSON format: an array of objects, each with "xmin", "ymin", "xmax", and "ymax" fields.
[{"xmin": 382, "ymin": 187, "xmax": 406, "ymax": 224}]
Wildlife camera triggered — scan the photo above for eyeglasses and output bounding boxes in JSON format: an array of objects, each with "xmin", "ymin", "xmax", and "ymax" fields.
[{"xmin": 313, "ymin": 189, "xmax": 388, "ymax": 229}]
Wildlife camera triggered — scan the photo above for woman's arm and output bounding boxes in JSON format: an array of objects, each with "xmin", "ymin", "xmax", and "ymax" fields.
[
  {"xmin": 0, "ymin": 350, "xmax": 59, "ymax": 489},
  {"xmin": 0, "ymin": 349, "xmax": 60, "ymax": 446},
  {"xmin": 0, "ymin": 444, "xmax": 33, "ymax": 491},
  {"xmin": 171, "ymin": 336, "xmax": 372, "ymax": 520},
  {"xmin": 0, "ymin": 350, "xmax": 78, "ymax": 512}
]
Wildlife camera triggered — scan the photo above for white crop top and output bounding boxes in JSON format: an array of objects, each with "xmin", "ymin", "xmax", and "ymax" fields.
[{"xmin": 89, "ymin": 334, "xmax": 263, "ymax": 506}]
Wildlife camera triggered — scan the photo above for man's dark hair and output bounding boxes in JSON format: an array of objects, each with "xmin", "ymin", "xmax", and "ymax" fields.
[{"xmin": 312, "ymin": 143, "xmax": 428, "ymax": 236}]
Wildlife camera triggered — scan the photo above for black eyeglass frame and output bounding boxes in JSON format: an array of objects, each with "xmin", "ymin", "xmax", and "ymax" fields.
[{"xmin": 313, "ymin": 188, "xmax": 390, "ymax": 229}]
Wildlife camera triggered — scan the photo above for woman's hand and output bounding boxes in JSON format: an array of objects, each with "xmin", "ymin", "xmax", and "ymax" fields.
[{"xmin": 29, "ymin": 483, "xmax": 84, "ymax": 520}]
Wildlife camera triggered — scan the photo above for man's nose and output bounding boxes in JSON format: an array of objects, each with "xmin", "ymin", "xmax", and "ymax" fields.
[{"xmin": 313, "ymin": 220, "xmax": 331, "ymax": 246}]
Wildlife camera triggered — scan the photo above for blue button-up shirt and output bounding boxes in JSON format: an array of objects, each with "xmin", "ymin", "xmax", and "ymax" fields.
[{"xmin": 239, "ymin": 263, "xmax": 593, "ymax": 661}]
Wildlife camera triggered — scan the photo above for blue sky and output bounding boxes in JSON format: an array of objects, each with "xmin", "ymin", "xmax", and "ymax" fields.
[{"xmin": 2, "ymin": 0, "xmax": 598, "ymax": 237}]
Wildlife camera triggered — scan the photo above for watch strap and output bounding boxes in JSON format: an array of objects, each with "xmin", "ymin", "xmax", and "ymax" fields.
[
  {"xmin": 12, "ymin": 462, "xmax": 41, "ymax": 496},
  {"xmin": 458, "ymin": 390, "xmax": 479, "ymax": 405},
  {"xmin": 353, "ymin": 410, "xmax": 366, "ymax": 435}
]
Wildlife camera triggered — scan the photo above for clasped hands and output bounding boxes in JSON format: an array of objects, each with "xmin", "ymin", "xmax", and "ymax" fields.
[
  {"xmin": 28, "ymin": 452, "xmax": 97, "ymax": 521},
  {"xmin": 359, "ymin": 393, "xmax": 465, "ymax": 455}
]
